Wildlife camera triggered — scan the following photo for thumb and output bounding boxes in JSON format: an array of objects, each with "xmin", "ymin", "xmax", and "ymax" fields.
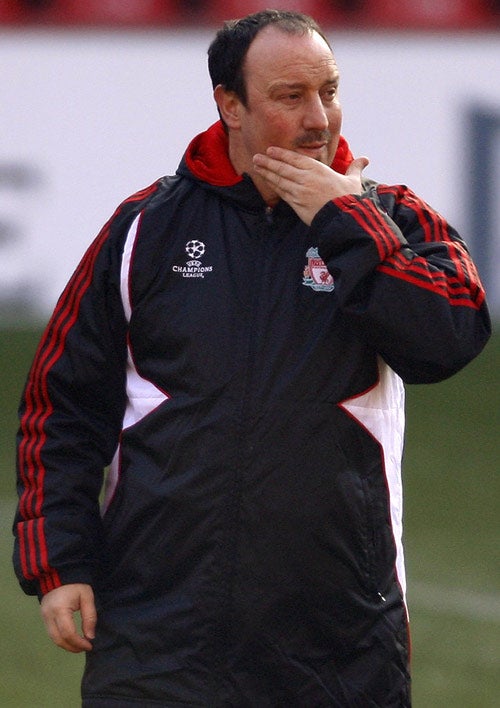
[
  {"xmin": 346, "ymin": 156, "xmax": 369, "ymax": 177},
  {"xmin": 80, "ymin": 586, "xmax": 97, "ymax": 641}
]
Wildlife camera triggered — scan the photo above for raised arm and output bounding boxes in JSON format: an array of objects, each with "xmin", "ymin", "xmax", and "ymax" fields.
[{"xmin": 313, "ymin": 181, "xmax": 491, "ymax": 382}]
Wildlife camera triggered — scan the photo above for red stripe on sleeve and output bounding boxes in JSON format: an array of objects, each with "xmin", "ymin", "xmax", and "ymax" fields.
[
  {"xmin": 334, "ymin": 195, "xmax": 401, "ymax": 260},
  {"xmin": 16, "ymin": 181, "xmax": 160, "ymax": 590}
]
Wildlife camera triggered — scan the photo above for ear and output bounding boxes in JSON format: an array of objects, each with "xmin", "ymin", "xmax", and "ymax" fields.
[{"xmin": 213, "ymin": 84, "xmax": 242, "ymax": 130}]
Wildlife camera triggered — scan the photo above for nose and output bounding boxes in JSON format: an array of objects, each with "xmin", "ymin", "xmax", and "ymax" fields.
[{"xmin": 303, "ymin": 94, "xmax": 329, "ymax": 131}]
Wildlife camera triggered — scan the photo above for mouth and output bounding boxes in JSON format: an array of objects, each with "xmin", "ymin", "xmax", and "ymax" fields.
[
  {"xmin": 296, "ymin": 143, "xmax": 328, "ymax": 158},
  {"xmin": 298, "ymin": 142, "xmax": 326, "ymax": 150},
  {"xmin": 294, "ymin": 131, "xmax": 331, "ymax": 154}
]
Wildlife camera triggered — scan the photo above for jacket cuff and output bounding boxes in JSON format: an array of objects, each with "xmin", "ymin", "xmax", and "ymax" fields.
[
  {"xmin": 21, "ymin": 567, "xmax": 96, "ymax": 601},
  {"xmin": 313, "ymin": 194, "xmax": 405, "ymax": 264}
]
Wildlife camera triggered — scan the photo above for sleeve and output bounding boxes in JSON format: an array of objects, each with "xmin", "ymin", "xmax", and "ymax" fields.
[
  {"xmin": 313, "ymin": 180, "xmax": 491, "ymax": 383},
  {"xmin": 12, "ymin": 190, "xmax": 152, "ymax": 598}
]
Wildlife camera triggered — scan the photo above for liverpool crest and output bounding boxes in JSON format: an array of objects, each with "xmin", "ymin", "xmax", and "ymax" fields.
[{"xmin": 303, "ymin": 247, "xmax": 334, "ymax": 292}]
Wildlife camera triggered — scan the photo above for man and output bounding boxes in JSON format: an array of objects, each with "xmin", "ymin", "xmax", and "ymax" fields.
[{"xmin": 13, "ymin": 9, "xmax": 490, "ymax": 707}]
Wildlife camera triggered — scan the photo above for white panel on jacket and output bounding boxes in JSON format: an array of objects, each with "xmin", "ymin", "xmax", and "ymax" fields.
[
  {"xmin": 339, "ymin": 359, "xmax": 407, "ymax": 598},
  {"xmin": 102, "ymin": 213, "xmax": 170, "ymax": 513}
]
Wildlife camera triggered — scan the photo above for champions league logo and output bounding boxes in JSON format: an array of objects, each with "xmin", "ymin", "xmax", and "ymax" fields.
[
  {"xmin": 303, "ymin": 247, "xmax": 334, "ymax": 292},
  {"xmin": 185, "ymin": 240, "xmax": 205, "ymax": 259},
  {"xmin": 172, "ymin": 240, "xmax": 213, "ymax": 279}
]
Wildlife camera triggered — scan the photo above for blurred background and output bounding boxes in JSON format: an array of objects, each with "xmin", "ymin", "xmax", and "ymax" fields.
[{"xmin": 1, "ymin": 1, "xmax": 499, "ymax": 705}]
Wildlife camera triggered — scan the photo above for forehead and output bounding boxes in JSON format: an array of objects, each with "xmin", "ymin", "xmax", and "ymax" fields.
[{"xmin": 244, "ymin": 26, "xmax": 338, "ymax": 89}]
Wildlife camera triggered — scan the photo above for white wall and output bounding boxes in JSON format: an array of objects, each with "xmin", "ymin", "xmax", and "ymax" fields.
[{"xmin": 1, "ymin": 29, "xmax": 499, "ymax": 318}]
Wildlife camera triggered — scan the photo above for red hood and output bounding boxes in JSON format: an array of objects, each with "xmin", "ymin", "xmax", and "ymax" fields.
[{"xmin": 184, "ymin": 121, "xmax": 354, "ymax": 187}]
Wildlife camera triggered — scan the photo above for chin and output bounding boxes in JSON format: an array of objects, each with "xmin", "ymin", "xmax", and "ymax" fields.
[{"xmin": 297, "ymin": 149, "xmax": 323, "ymax": 161}]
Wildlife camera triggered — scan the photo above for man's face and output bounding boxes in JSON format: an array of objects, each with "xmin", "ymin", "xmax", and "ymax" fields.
[{"xmin": 227, "ymin": 26, "xmax": 342, "ymax": 194}]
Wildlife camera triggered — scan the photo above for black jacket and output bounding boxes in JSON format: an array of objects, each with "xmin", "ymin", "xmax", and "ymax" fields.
[{"xmin": 14, "ymin": 122, "xmax": 490, "ymax": 706}]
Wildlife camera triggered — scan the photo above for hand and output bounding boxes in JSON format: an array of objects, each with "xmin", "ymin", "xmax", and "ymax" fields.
[
  {"xmin": 253, "ymin": 147, "xmax": 369, "ymax": 225},
  {"xmin": 40, "ymin": 583, "xmax": 96, "ymax": 653}
]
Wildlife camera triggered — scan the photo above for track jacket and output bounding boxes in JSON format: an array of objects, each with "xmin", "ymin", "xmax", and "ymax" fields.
[{"xmin": 14, "ymin": 121, "xmax": 490, "ymax": 706}]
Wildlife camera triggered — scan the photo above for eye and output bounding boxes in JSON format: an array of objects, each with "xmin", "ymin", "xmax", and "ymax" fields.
[
  {"xmin": 275, "ymin": 92, "xmax": 302, "ymax": 107},
  {"xmin": 280, "ymin": 92, "xmax": 301, "ymax": 102},
  {"xmin": 322, "ymin": 87, "xmax": 338, "ymax": 102}
]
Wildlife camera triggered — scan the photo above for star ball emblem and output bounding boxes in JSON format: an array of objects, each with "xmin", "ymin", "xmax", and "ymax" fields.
[{"xmin": 185, "ymin": 240, "xmax": 205, "ymax": 260}]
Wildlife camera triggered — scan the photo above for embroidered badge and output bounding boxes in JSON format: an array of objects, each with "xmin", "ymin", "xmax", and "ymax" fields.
[
  {"xmin": 172, "ymin": 240, "xmax": 213, "ymax": 279},
  {"xmin": 302, "ymin": 247, "xmax": 334, "ymax": 292}
]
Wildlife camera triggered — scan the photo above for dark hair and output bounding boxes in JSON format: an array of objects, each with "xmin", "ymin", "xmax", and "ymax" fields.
[{"xmin": 207, "ymin": 9, "xmax": 330, "ymax": 107}]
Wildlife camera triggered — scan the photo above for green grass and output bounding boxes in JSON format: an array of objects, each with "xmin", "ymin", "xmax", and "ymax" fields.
[
  {"xmin": 1, "ymin": 327, "xmax": 499, "ymax": 706},
  {"xmin": 1, "ymin": 329, "xmax": 84, "ymax": 705},
  {"xmin": 402, "ymin": 329, "xmax": 500, "ymax": 706}
]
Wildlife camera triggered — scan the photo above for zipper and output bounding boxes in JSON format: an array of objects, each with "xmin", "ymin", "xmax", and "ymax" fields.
[{"xmin": 213, "ymin": 206, "xmax": 272, "ymax": 692}]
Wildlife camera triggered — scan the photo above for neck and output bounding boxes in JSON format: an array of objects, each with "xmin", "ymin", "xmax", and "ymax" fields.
[{"xmin": 228, "ymin": 140, "xmax": 280, "ymax": 206}]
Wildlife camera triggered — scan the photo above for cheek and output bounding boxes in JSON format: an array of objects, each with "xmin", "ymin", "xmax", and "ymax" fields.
[
  {"xmin": 263, "ymin": 113, "xmax": 299, "ymax": 145},
  {"xmin": 328, "ymin": 102, "xmax": 342, "ymax": 130}
]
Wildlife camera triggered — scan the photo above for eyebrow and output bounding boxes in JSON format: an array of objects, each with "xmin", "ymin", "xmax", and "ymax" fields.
[
  {"xmin": 270, "ymin": 77, "xmax": 339, "ymax": 93},
  {"xmin": 271, "ymin": 82, "xmax": 306, "ymax": 93}
]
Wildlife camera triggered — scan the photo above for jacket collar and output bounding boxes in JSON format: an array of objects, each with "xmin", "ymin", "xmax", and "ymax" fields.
[{"xmin": 179, "ymin": 120, "xmax": 354, "ymax": 188}]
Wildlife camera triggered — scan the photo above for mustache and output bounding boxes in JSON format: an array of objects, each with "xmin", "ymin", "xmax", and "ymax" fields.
[{"xmin": 293, "ymin": 130, "xmax": 332, "ymax": 147}]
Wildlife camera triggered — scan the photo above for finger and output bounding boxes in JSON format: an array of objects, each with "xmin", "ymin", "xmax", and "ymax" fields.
[
  {"xmin": 40, "ymin": 584, "xmax": 96, "ymax": 653},
  {"xmin": 252, "ymin": 161, "xmax": 292, "ymax": 196},
  {"xmin": 345, "ymin": 156, "xmax": 369, "ymax": 177},
  {"xmin": 253, "ymin": 152, "xmax": 296, "ymax": 175},
  {"xmin": 254, "ymin": 145, "xmax": 316, "ymax": 173},
  {"xmin": 54, "ymin": 608, "xmax": 93, "ymax": 653},
  {"xmin": 80, "ymin": 586, "xmax": 97, "ymax": 641},
  {"xmin": 252, "ymin": 155, "xmax": 305, "ymax": 193},
  {"xmin": 42, "ymin": 605, "xmax": 90, "ymax": 653},
  {"xmin": 265, "ymin": 146, "xmax": 312, "ymax": 168}
]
